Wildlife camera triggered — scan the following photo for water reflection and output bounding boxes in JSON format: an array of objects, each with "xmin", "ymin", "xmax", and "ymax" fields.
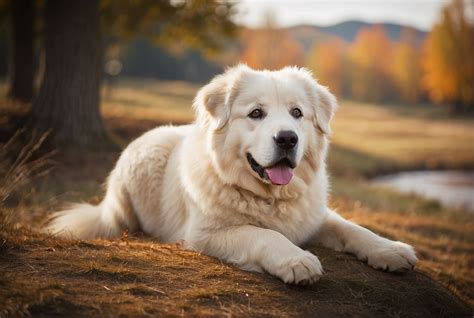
[{"xmin": 373, "ymin": 171, "xmax": 474, "ymax": 212}]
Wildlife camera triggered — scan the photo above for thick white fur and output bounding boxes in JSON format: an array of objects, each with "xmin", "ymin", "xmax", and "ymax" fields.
[{"xmin": 47, "ymin": 65, "xmax": 417, "ymax": 284}]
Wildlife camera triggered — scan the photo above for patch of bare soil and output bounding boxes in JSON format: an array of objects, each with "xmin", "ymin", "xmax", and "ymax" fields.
[{"xmin": 0, "ymin": 227, "xmax": 470, "ymax": 317}]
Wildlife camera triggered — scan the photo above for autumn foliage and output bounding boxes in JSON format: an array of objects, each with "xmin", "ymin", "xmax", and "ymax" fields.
[
  {"xmin": 241, "ymin": 0, "xmax": 472, "ymax": 110},
  {"xmin": 240, "ymin": 12, "xmax": 303, "ymax": 70},
  {"xmin": 307, "ymin": 25, "xmax": 423, "ymax": 104},
  {"xmin": 391, "ymin": 29, "xmax": 423, "ymax": 103},
  {"xmin": 348, "ymin": 25, "xmax": 394, "ymax": 102},
  {"xmin": 240, "ymin": 30, "xmax": 303, "ymax": 70},
  {"xmin": 307, "ymin": 39, "xmax": 347, "ymax": 96},
  {"xmin": 422, "ymin": 0, "xmax": 474, "ymax": 111}
]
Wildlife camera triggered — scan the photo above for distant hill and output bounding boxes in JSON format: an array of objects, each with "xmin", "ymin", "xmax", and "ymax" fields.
[
  {"xmin": 287, "ymin": 20, "xmax": 427, "ymax": 52},
  {"xmin": 320, "ymin": 20, "xmax": 427, "ymax": 42}
]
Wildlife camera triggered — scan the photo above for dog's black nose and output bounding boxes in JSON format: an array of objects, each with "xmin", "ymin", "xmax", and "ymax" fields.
[{"xmin": 274, "ymin": 130, "xmax": 298, "ymax": 150}]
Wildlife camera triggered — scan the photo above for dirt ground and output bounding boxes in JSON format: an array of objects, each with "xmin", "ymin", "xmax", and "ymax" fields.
[{"xmin": 0, "ymin": 227, "xmax": 471, "ymax": 317}]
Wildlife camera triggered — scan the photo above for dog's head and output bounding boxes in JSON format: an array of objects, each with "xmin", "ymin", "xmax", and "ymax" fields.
[{"xmin": 193, "ymin": 65, "xmax": 337, "ymax": 196}]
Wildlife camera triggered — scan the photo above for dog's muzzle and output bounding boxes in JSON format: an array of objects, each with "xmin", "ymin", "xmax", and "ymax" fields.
[{"xmin": 246, "ymin": 152, "xmax": 296, "ymax": 186}]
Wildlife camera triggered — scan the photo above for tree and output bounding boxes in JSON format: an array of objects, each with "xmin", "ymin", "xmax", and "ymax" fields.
[
  {"xmin": 102, "ymin": 0, "xmax": 236, "ymax": 59},
  {"xmin": 27, "ymin": 0, "xmax": 236, "ymax": 150},
  {"xmin": 348, "ymin": 25, "xmax": 394, "ymax": 102},
  {"xmin": 29, "ymin": 0, "xmax": 106, "ymax": 149},
  {"xmin": 7, "ymin": 0, "xmax": 35, "ymax": 102},
  {"xmin": 422, "ymin": 0, "xmax": 474, "ymax": 112},
  {"xmin": 391, "ymin": 28, "xmax": 423, "ymax": 103},
  {"xmin": 307, "ymin": 39, "xmax": 347, "ymax": 96},
  {"xmin": 240, "ymin": 11, "xmax": 303, "ymax": 70}
]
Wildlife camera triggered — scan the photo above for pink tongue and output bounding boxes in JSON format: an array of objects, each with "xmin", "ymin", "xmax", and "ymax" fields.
[{"xmin": 265, "ymin": 165, "xmax": 293, "ymax": 185}]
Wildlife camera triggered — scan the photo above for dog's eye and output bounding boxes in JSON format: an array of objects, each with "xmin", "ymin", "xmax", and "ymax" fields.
[
  {"xmin": 291, "ymin": 108, "xmax": 303, "ymax": 119},
  {"xmin": 248, "ymin": 109, "xmax": 264, "ymax": 119}
]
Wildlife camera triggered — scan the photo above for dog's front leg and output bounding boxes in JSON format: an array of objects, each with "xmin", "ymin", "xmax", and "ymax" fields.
[
  {"xmin": 198, "ymin": 225, "xmax": 323, "ymax": 285},
  {"xmin": 315, "ymin": 210, "xmax": 417, "ymax": 272}
]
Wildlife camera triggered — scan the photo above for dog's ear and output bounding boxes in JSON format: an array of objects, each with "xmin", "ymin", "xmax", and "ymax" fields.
[
  {"xmin": 290, "ymin": 67, "xmax": 337, "ymax": 135},
  {"xmin": 312, "ymin": 84, "xmax": 337, "ymax": 135},
  {"xmin": 193, "ymin": 64, "xmax": 249, "ymax": 130}
]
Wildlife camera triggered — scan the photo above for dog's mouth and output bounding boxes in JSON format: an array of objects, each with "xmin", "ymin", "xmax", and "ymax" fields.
[{"xmin": 246, "ymin": 153, "xmax": 295, "ymax": 186}]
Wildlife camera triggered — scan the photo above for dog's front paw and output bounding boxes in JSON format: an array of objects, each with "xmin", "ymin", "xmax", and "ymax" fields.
[
  {"xmin": 363, "ymin": 240, "xmax": 417, "ymax": 272},
  {"xmin": 273, "ymin": 251, "xmax": 323, "ymax": 285}
]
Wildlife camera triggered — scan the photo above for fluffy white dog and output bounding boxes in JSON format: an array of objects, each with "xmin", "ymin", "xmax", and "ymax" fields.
[{"xmin": 48, "ymin": 65, "xmax": 417, "ymax": 285}]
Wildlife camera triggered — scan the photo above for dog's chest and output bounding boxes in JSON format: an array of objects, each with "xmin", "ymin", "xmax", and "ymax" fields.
[
  {"xmin": 263, "ymin": 199, "xmax": 326, "ymax": 245},
  {"xmin": 224, "ymin": 195, "xmax": 326, "ymax": 246}
]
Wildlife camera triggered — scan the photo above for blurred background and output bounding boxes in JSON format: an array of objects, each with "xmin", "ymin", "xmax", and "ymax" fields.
[{"xmin": 0, "ymin": 0, "xmax": 473, "ymax": 311}]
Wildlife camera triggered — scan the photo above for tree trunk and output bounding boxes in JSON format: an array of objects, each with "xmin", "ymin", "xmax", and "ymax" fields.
[
  {"xmin": 29, "ymin": 0, "xmax": 112, "ymax": 151},
  {"xmin": 7, "ymin": 0, "xmax": 35, "ymax": 102}
]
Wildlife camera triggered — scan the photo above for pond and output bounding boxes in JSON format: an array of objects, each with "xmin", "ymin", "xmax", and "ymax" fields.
[{"xmin": 372, "ymin": 170, "xmax": 474, "ymax": 212}]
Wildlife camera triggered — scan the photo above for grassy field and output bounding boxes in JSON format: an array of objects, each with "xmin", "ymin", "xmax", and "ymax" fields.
[
  {"xmin": 1, "ymin": 78, "xmax": 473, "ymax": 316},
  {"xmin": 331, "ymin": 100, "xmax": 474, "ymax": 172}
]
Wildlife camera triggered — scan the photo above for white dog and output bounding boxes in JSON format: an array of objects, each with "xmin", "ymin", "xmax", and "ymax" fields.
[{"xmin": 48, "ymin": 65, "xmax": 417, "ymax": 285}]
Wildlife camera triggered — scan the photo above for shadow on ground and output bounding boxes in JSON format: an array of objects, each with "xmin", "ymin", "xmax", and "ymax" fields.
[{"xmin": 0, "ymin": 228, "xmax": 470, "ymax": 317}]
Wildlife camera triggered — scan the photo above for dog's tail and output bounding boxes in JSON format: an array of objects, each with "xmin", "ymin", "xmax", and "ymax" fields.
[
  {"xmin": 46, "ymin": 189, "xmax": 138, "ymax": 240},
  {"xmin": 46, "ymin": 203, "xmax": 123, "ymax": 239},
  {"xmin": 46, "ymin": 203, "xmax": 110, "ymax": 239}
]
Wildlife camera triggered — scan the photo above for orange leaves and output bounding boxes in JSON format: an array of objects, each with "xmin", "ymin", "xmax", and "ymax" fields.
[
  {"xmin": 239, "ymin": 0, "xmax": 472, "ymax": 109},
  {"xmin": 348, "ymin": 25, "xmax": 394, "ymax": 102},
  {"xmin": 308, "ymin": 25, "xmax": 424, "ymax": 104},
  {"xmin": 307, "ymin": 39, "xmax": 346, "ymax": 96},
  {"xmin": 422, "ymin": 0, "xmax": 474, "ymax": 109},
  {"xmin": 239, "ymin": 12, "xmax": 304, "ymax": 71},
  {"xmin": 240, "ymin": 27, "xmax": 304, "ymax": 70},
  {"xmin": 391, "ymin": 29, "xmax": 423, "ymax": 103},
  {"xmin": 306, "ymin": 25, "xmax": 426, "ymax": 105}
]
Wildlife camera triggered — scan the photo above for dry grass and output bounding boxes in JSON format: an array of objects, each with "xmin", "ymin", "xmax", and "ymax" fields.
[
  {"xmin": 0, "ymin": 225, "xmax": 470, "ymax": 317},
  {"xmin": 0, "ymin": 130, "xmax": 55, "ymax": 203},
  {"xmin": 102, "ymin": 79, "xmax": 196, "ymax": 124},
  {"xmin": 332, "ymin": 199, "xmax": 474, "ymax": 307},
  {"xmin": 331, "ymin": 100, "xmax": 474, "ymax": 170},
  {"xmin": 1, "ymin": 79, "xmax": 473, "ymax": 316}
]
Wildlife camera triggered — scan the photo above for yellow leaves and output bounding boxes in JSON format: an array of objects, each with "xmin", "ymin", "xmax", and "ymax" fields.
[
  {"xmin": 391, "ymin": 29, "xmax": 423, "ymax": 103},
  {"xmin": 348, "ymin": 25, "xmax": 394, "ymax": 102},
  {"xmin": 307, "ymin": 39, "xmax": 346, "ymax": 96},
  {"xmin": 306, "ymin": 7, "xmax": 472, "ymax": 109},
  {"xmin": 240, "ymin": 12, "xmax": 303, "ymax": 71},
  {"xmin": 240, "ymin": 0, "xmax": 472, "ymax": 109},
  {"xmin": 240, "ymin": 27, "xmax": 304, "ymax": 70},
  {"xmin": 101, "ymin": 0, "xmax": 237, "ymax": 56},
  {"xmin": 422, "ymin": 0, "xmax": 474, "ymax": 109},
  {"xmin": 309, "ymin": 25, "xmax": 425, "ymax": 104}
]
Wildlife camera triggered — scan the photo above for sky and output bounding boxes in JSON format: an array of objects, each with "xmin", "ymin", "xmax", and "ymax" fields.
[{"xmin": 234, "ymin": 0, "xmax": 454, "ymax": 31}]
